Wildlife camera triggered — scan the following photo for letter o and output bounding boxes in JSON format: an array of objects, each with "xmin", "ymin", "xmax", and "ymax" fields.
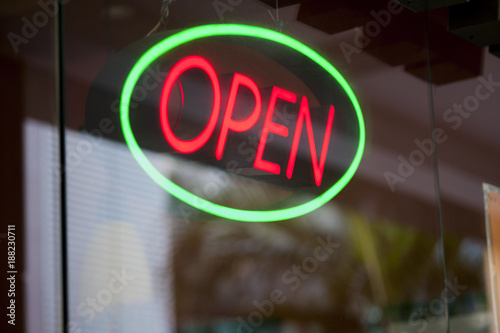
[
  {"xmin": 302, "ymin": 257, "xmax": 318, "ymax": 273},
  {"xmin": 248, "ymin": 311, "xmax": 264, "ymax": 327},
  {"xmin": 463, "ymin": 95, "xmax": 479, "ymax": 112},
  {"xmin": 33, "ymin": 12, "xmax": 49, "ymax": 27},
  {"xmin": 132, "ymin": 86, "xmax": 147, "ymax": 102},
  {"xmin": 97, "ymin": 289, "xmax": 113, "ymax": 306},
  {"xmin": 204, "ymin": 182, "xmax": 220, "ymax": 198},
  {"xmin": 409, "ymin": 150, "xmax": 425, "ymax": 166},
  {"xmin": 160, "ymin": 56, "xmax": 221, "ymax": 153},
  {"xmin": 77, "ymin": 140, "xmax": 92, "ymax": 156},
  {"xmin": 365, "ymin": 21, "xmax": 381, "ymax": 37},
  {"xmin": 429, "ymin": 299, "xmax": 445, "ymax": 315}
]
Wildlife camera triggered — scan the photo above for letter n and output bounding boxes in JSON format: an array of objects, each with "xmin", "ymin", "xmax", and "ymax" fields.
[{"xmin": 287, "ymin": 96, "xmax": 335, "ymax": 186}]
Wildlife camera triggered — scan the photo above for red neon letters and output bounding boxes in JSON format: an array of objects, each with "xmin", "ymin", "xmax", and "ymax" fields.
[
  {"xmin": 216, "ymin": 73, "xmax": 262, "ymax": 160},
  {"xmin": 160, "ymin": 56, "xmax": 221, "ymax": 153},
  {"xmin": 160, "ymin": 56, "xmax": 335, "ymax": 186},
  {"xmin": 287, "ymin": 98, "xmax": 335, "ymax": 186},
  {"xmin": 254, "ymin": 87, "xmax": 295, "ymax": 175}
]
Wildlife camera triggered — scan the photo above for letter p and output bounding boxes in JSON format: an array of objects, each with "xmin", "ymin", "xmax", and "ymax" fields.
[{"xmin": 216, "ymin": 73, "xmax": 262, "ymax": 159}]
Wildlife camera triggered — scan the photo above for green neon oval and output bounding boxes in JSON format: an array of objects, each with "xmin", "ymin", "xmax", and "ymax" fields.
[{"xmin": 120, "ymin": 24, "xmax": 365, "ymax": 222}]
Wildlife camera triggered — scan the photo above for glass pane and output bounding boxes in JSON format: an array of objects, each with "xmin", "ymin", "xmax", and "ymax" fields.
[
  {"xmin": 3, "ymin": 2, "xmax": 63, "ymax": 331},
  {"xmin": 433, "ymin": 39, "xmax": 500, "ymax": 332},
  {"xmin": 57, "ymin": 0, "xmax": 500, "ymax": 332}
]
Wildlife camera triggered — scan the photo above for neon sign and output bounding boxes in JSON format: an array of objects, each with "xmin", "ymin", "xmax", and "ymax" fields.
[
  {"xmin": 120, "ymin": 24, "xmax": 365, "ymax": 222},
  {"xmin": 160, "ymin": 55, "xmax": 335, "ymax": 186}
]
